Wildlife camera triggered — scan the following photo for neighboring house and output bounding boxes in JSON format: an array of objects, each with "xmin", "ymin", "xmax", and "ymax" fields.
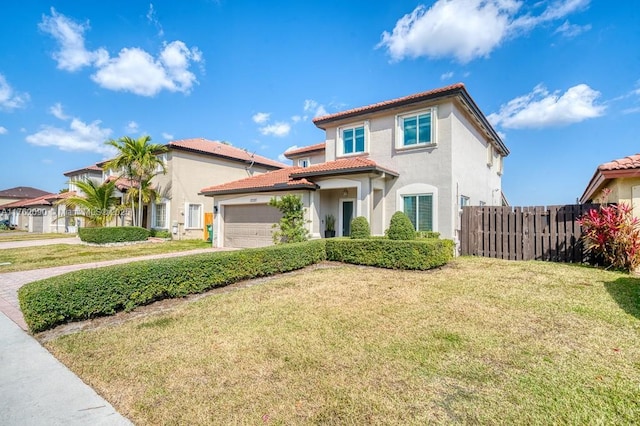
[
  {"xmin": 580, "ymin": 154, "xmax": 640, "ymax": 215},
  {"xmin": 63, "ymin": 164, "xmax": 104, "ymax": 194},
  {"xmin": 65, "ymin": 138, "xmax": 286, "ymax": 239},
  {"xmin": 201, "ymin": 83, "xmax": 509, "ymax": 248},
  {"xmin": 2, "ymin": 192, "xmax": 76, "ymax": 233},
  {"xmin": 0, "ymin": 186, "xmax": 51, "ymax": 225}
]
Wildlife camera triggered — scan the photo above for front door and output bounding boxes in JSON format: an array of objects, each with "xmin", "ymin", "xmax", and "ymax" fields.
[{"xmin": 341, "ymin": 200, "xmax": 354, "ymax": 237}]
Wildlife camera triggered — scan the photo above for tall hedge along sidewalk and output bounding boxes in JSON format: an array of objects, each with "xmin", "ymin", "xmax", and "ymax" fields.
[{"xmin": 19, "ymin": 238, "xmax": 453, "ymax": 332}]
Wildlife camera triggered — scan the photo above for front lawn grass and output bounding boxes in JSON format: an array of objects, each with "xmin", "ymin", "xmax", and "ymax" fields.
[
  {"xmin": 0, "ymin": 239, "xmax": 211, "ymax": 272},
  {"xmin": 46, "ymin": 257, "xmax": 640, "ymax": 425}
]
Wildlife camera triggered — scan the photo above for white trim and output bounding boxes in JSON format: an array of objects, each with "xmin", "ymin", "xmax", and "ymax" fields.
[
  {"xmin": 184, "ymin": 202, "xmax": 203, "ymax": 229},
  {"xmin": 297, "ymin": 157, "xmax": 310, "ymax": 168},
  {"xmin": 152, "ymin": 200, "xmax": 169, "ymax": 229},
  {"xmin": 396, "ymin": 107, "xmax": 437, "ymax": 150},
  {"xmin": 337, "ymin": 121, "xmax": 369, "ymax": 157},
  {"xmin": 396, "ymin": 183, "xmax": 439, "ymax": 233},
  {"xmin": 339, "ymin": 198, "xmax": 356, "ymax": 237}
]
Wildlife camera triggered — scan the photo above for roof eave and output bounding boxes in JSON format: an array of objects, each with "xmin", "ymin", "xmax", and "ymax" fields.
[
  {"xmin": 169, "ymin": 144, "xmax": 284, "ymax": 170},
  {"xmin": 201, "ymin": 183, "xmax": 318, "ymax": 197},
  {"xmin": 291, "ymin": 166, "xmax": 399, "ymax": 179},
  {"xmin": 284, "ymin": 148, "xmax": 325, "ymax": 159}
]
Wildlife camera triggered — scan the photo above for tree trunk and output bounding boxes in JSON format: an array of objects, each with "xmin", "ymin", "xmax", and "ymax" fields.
[{"xmin": 138, "ymin": 180, "xmax": 143, "ymax": 228}]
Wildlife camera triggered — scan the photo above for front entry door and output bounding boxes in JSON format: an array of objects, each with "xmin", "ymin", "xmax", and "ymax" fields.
[{"xmin": 341, "ymin": 200, "xmax": 354, "ymax": 237}]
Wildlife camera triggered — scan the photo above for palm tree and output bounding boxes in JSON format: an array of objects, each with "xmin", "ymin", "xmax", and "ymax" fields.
[
  {"xmin": 104, "ymin": 135, "xmax": 168, "ymax": 227},
  {"xmin": 58, "ymin": 179, "xmax": 122, "ymax": 227}
]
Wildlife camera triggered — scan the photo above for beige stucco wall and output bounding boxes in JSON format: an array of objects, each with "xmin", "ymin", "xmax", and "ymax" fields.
[
  {"xmin": 593, "ymin": 178, "xmax": 640, "ymax": 218},
  {"xmin": 153, "ymin": 150, "xmax": 276, "ymax": 240}
]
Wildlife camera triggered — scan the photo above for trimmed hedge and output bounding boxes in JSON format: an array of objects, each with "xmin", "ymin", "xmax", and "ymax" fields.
[
  {"xmin": 19, "ymin": 240, "xmax": 327, "ymax": 332},
  {"xmin": 326, "ymin": 238, "xmax": 454, "ymax": 270},
  {"xmin": 386, "ymin": 212, "xmax": 416, "ymax": 240},
  {"xmin": 19, "ymin": 238, "xmax": 454, "ymax": 332},
  {"xmin": 79, "ymin": 226, "xmax": 151, "ymax": 244},
  {"xmin": 350, "ymin": 216, "xmax": 370, "ymax": 239}
]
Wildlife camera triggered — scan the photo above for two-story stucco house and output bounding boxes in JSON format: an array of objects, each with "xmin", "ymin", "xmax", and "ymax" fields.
[
  {"xmin": 64, "ymin": 138, "xmax": 286, "ymax": 239},
  {"xmin": 201, "ymin": 83, "xmax": 509, "ymax": 248}
]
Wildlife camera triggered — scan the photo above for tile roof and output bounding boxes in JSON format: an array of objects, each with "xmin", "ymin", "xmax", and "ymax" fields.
[
  {"xmin": 313, "ymin": 83, "xmax": 465, "ymax": 126},
  {"xmin": 283, "ymin": 142, "xmax": 326, "ymax": 158},
  {"xmin": 168, "ymin": 138, "xmax": 287, "ymax": 169},
  {"xmin": 105, "ymin": 175, "xmax": 138, "ymax": 191},
  {"xmin": 0, "ymin": 186, "xmax": 51, "ymax": 200},
  {"xmin": 200, "ymin": 157, "xmax": 398, "ymax": 196},
  {"xmin": 2, "ymin": 191, "xmax": 76, "ymax": 208},
  {"xmin": 200, "ymin": 167, "xmax": 316, "ymax": 195},
  {"xmin": 63, "ymin": 164, "xmax": 103, "ymax": 177},
  {"xmin": 580, "ymin": 154, "xmax": 640, "ymax": 203}
]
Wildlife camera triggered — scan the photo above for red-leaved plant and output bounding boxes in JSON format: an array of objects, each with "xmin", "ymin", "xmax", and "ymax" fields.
[{"xmin": 578, "ymin": 188, "xmax": 640, "ymax": 271}]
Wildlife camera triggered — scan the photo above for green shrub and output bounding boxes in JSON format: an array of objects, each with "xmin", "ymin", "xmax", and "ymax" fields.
[
  {"xmin": 386, "ymin": 211, "xmax": 416, "ymax": 240},
  {"xmin": 350, "ymin": 216, "xmax": 370, "ymax": 239},
  {"xmin": 79, "ymin": 226, "xmax": 150, "ymax": 244},
  {"xmin": 150, "ymin": 229, "xmax": 172, "ymax": 239},
  {"xmin": 416, "ymin": 231, "xmax": 440, "ymax": 239},
  {"xmin": 326, "ymin": 238, "xmax": 453, "ymax": 270},
  {"xmin": 269, "ymin": 194, "xmax": 308, "ymax": 244},
  {"xmin": 19, "ymin": 240, "xmax": 327, "ymax": 332}
]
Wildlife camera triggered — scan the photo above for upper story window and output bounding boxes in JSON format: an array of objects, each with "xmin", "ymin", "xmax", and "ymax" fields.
[
  {"xmin": 343, "ymin": 126, "xmax": 365, "ymax": 155},
  {"xmin": 460, "ymin": 195, "xmax": 470, "ymax": 208},
  {"xmin": 397, "ymin": 108, "xmax": 436, "ymax": 149},
  {"xmin": 298, "ymin": 158, "xmax": 310, "ymax": 168},
  {"xmin": 156, "ymin": 153, "xmax": 168, "ymax": 173}
]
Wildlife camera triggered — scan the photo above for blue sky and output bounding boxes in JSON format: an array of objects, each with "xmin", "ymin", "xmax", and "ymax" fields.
[{"xmin": 0, "ymin": 0, "xmax": 638, "ymax": 206}]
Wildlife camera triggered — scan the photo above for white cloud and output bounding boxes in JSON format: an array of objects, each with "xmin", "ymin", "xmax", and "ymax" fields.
[
  {"xmin": 440, "ymin": 71, "xmax": 454, "ymax": 80},
  {"xmin": 554, "ymin": 20, "xmax": 591, "ymax": 37},
  {"xmin": 378, "ymin": 0, "xmax": 590, "ymax": 63},
  {"xmin": 91, "ymin": 41, "xmax": 202, "ymax": 96},
  {"xmin": 125, "ymin": 121, "xmax": 139, "ymax": 133},
  {"xmin": 0, "ymin": 74, "xmax": 29, "ymax": 111},
  {"xmin": 147, "ymin": 3, "xmax": 164, "ymax": 37},
  {"xmin": 40, "ymin": 9, "xmax": 203, "ymax": 96},
  {"xmin": 162, "ymin": 132, "xmax": 174, "ymax": 140},
  {"xmin": 488, "ymin": 83, "xmax": 605, "ymax": 129},
  {"xmin": 26, "ymin": 117, "xmax": 114, "ymax": 155},
  {"xmin": 39, "ymin": 7, "xmax": 108, "ymax": 71},
  {"xmin": 259, "ymin": 122, "xmax": 291, "ymax": 137},
  {"xmin": 291, "ymin": 115, "xmax": 302, "ymax": 123},
  {"xmin": 278, "ymin": 145, "xmax": 299, "ymax": 162},
  {"xmin": 303, "ymin": 99, "xmax": 327, "ymax": 118},
  {"xmin": 0, "ymin": 126, "xmax": 7, "ymax": 135},
  {"xmin": 49, "ymin": 102, "xmax": 69, "ymax": 120},
  {"xmin": 252, "ymin": 112, "xmax": 270, "ymax": 124}
]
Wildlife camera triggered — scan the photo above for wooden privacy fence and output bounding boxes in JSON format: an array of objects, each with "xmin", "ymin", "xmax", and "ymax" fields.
[{"xmin": 460, "ymin": 204, "xmax": 598, "ymax": 262}]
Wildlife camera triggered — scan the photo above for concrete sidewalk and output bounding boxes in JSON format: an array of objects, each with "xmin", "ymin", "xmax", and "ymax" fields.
[
  {"xmin": 0, "ymin": 246, "xmax": 232, "ymax": 425},
  {"xmin": 0, "ymin": 312, "xmax": 132, "ymax": 425},
  {"xmin": 0, "ymin": 237, "xmax": 82, "ymax": 250}
]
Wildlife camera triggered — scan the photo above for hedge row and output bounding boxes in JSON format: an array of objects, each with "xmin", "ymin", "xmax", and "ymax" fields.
[
  {"xmin": 79, "ymin": 226, "xmax": 151, "ymax": 244},
  {"xmin": 19, "ymin": 240, "xmax": 326, "ymax": 332},
  {"xmin": 19, "ymin": 238, "xmax": 453, "ymax": 332},
  {"xmin": 326, "ymin": 238, "xmax": 454, "ymax": 270}
]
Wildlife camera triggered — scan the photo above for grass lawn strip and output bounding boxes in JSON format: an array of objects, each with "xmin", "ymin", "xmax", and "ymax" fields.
[
  {"xmin": 46, "ymin": 257, "xmax": 640, "ymax": 424},
  {"xmin": 0, "ymin": 232, "xmax": 76, "ymax": 242},
  {"xmin": 0, "ymin": 240, "xmax": 211, "ymax": 272}
]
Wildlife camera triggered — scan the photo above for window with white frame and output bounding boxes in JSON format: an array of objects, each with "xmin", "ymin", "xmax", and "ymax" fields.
[
  {"xmin": 186, "ymin": 203, "xmax": 202, "ymax": 228},
  {"xmin": 341, "ymin": 125, "xmax": 366, "ymax": 155},
  {"xmin": 156, "ymin": 153, "xmax": 168, "ymax": 173},
  {"xmin": 460, "ymin": 195, "xmax": 470, "ymax": 208},
  {"xmin": 298, "ymin": 158, "xmax": 310, "ymax": 168},
  {"xmin": 403, "ymin": 194, "xmax": 433, "ymax": 231},
  {"xmin": 154, "ymin": 203, "xmax": 167, "ymax": 228},
  {"xmin": 398, "ymin": 108, "xmax": 435, "ymax": 148}
]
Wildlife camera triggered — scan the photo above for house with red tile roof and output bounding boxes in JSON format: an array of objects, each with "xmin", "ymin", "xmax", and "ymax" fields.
[
  {"xmin": 0, "ymin": 186, "xmax": 51, "ymax": 207},
  {"xmin": 1, "ymin": 191, "xmax": 77, "ymax": 233},
  {"xmin": 63, "ymin": 138, "xmax": 286, "ymax": 239},
  {"xmin": 201, "ymin": 83, "xmax": 509, "ymax": 248},
  {"xmin": 580, "ymin": 154, "xmax": 640, "ymax": 214}
]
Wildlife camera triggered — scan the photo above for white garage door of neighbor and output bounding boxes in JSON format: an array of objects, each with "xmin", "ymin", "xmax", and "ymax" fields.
[{"xmin": 224, "ymin": 204, "xmax": 282, "ymax": 248}]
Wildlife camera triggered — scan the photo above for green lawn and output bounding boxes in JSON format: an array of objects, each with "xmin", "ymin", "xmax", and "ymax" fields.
[
  {"xmin": 46, "ymin": 257, "xmax": 640, "ymax": 425},
  {"xmin": 0, "ymin": 240, "xmax": 211, "ymax": 272}
]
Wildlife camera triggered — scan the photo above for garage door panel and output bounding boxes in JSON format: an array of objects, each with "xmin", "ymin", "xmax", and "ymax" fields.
[{"xmin": 224, "ymin": 204, "xmax": 281, "ymax": 248}]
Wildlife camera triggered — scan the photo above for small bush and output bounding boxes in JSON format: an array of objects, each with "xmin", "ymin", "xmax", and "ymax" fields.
[
  {"xmin": 150, "ymin": 229, "xmax": 172, "ymax": 238},
  {"xmin": 386, "ymin": 211, "xmax": 416, "ymax": 240},
  {"xmin": 416, "ymin": 231, "xmax": 440, "ymax": 239},
  {"xmin": 79, "ymin": 226, "xmax": 150, "ymax": 244},
  {"xmin": 578, "ymin": 202, "xmax": 640, "ymax": 271},
  {"xmin": 269, "ymin": 194, "xmax": 308, "ymax": 244},
  {"xmin": 19, "ymin": 240, "xmax": 327, "ymax": 332},
  {"xmin": 350, "ymin": 216, "xmax": 370, "ymax": 239},
  {"xmin": 326, "ymin": 238, "xmax": 453, "ymax": 270}
]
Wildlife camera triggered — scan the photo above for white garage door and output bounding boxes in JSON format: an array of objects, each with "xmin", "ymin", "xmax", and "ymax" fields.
[
  {"xmin": 32, "ymin": 214, "xmax": 45, "ymax": 233},
  {"xmin": 224, "ymin": 204, "xmax": 282, "ymax": 248}
]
